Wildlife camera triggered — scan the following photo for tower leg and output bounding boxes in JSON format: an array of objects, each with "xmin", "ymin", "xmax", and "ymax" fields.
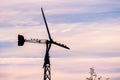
[{"xmin": 44, "ymin": 64, "xmax": 51, "ymax": 80}]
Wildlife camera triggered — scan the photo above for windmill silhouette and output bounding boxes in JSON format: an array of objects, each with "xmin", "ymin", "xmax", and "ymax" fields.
[{"xmin": 18, "ymin": 8, "xmax": 70, "ymax": 80}]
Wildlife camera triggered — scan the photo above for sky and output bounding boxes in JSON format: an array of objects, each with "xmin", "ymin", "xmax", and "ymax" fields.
[{"xmin": 0, "ymin": 0, "xmax": 120, "ymax": 80}]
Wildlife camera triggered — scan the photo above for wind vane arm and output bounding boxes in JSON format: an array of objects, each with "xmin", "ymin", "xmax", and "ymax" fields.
[
  {"xmin": 52, "ymin": 41, "xmax": 70, "ymax": 49},
  {"xmin": 41, "ymin": 8, "xmax": 52, "ymax": 40},
  {"xmin": 18, "ymin": 34, "xmax": 48, "ymax": 46}
]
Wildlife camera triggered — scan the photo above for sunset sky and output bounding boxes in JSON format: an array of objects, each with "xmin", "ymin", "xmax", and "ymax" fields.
[{"xmin": 0, "ymin": 0, "xmax": 120, "ymax": 80}]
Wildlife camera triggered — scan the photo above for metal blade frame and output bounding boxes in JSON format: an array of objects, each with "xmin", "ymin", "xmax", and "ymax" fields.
[{"xmin": 41, "ymin": 8, "xmax": 52, "ymax": 41}]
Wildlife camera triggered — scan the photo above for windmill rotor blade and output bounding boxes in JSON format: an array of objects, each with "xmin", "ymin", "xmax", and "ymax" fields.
[
  {"xmin": 52, "ymin": 41, "xmax": 70, "ymax": 49},
  {"xmin": 41, "ymin": 8, "xmax": 52, "ymax": 40}
]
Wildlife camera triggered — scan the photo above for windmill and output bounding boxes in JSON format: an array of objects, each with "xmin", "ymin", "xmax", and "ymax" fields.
[{"xmin": 18, "ymin": 8, "xmax": 70, "ymax": 80}]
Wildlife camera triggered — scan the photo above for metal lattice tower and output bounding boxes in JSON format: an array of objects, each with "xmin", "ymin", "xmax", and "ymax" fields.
[
  {"xmin": 18, "ymin": 8, "xmax": 70, "ymax": 80},
  {"xmin": 44, "ymin": 41, "xmax": 51, "ymax": 80}
]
